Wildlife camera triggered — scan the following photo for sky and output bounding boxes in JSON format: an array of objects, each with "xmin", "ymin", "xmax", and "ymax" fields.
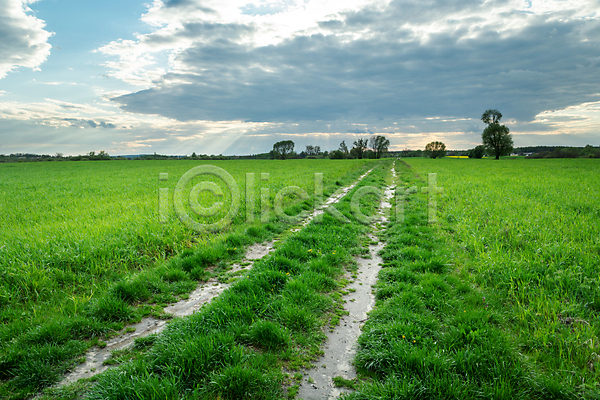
[{"xmin": 0, "ymin": 0, "xmax": 599, "ymax": 156}]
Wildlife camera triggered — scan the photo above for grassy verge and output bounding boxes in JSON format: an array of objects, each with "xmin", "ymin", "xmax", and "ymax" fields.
[
  {"xmin": 0, "ymin": 160, "xmax": 378, "ymax": 399},
  {"xmin": 345, "ymin": 159, "xmax": 595, "ymax": 399},
  {"xmin": 39, "ymin": 162, "xmax": 389, "ymax": 400}
]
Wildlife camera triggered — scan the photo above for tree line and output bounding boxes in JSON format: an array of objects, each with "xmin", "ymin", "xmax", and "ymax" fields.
[
  {"xmin": 271, "ymin": 135, "xmax": 391, "ymax": 160},
  {"xmin": 0, "ymin": 151, "xmax": 112, "ymax": 163}
]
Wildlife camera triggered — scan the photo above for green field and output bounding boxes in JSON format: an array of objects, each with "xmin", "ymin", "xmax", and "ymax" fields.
[
  {"xmin": 0, "ymin": 159, "xmax": 375, "ymax": 399},
  {"xmin": 2, "ymin": 157, "xmax": 599, "ymax": 399},
  {"xmin": 349, "ymin": 157, "xmax": 600, "ymax": 399}
]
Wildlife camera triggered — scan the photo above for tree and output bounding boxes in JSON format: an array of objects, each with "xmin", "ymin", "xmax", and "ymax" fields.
[
  {"xmin": 424, "ymin": 141, "xmax": 447, "ymax": 159},
  {"xmin": 369, "ymin": 135, "xmax": 390, "ymax": 159},
  {"xmin": 272, "ymin": 140, "xmax": 295, "ymax": 160},
  {"xmin": 467, "ymin": 145, "xmax": 486, "ymax": 159},
  {"xmin": 481, "ymin": 109, "xmax": 503, "ymax": 125},
  {"xmin": 339, "ymin": 140, "xmax": 349, "ymax": 154},
  {"xmin": 329, "ymin": 150, "xmax": 345, "ymax": 159},
  {"xmin": 481, "ymin": 109, "xmax": 513, "ymax": 160},
  {"xmin": 352, "ymin": 138, "xmax": 368, "ymax": 159},
  {"xmin": 305, "ymin": 145, "xmax": 321, "ymax": 156}
]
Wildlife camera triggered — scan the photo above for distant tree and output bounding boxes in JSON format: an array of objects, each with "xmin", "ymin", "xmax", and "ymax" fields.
[
  {"xmin": 273, "ymin": 140, "xmax": 295, "ymax": 160},
  {"xmin": 581, "ymin": 144, "xmax": 600, "ymax": 158},
  {"xmin": 467, "ymin": 145, "xmax": 486, "ymax": 159},
  {"xmin": 97, "ymin": 150, "xmax": 110, "ymax": 160},
  {"xmin": 305, "ymin": 145, "xmax": 321, "ymax": 156},
  {"xmin": 424, "ymin": 141, "xmax": 447, "ymax": 159},
  {"xmin": 369, "ymin": 135, "xmax": 390, "ymax": 159},
  {"xmin": 191, "ymin": 152, "xmax": 197, "ymax": 158},
  {"xmin": 339, "ymin": 141, "xmax": 349, "ymax": 154},
  {"xmin": 481, "ymin": 109, "xmax": 513, "ymax": 160},
  {"xmin": 364, "ymin": 149, "xmax": 376, "ymax": 159},
  {"xmin": 329, "ymin": 150, "xmax": 345, "ymax": 159},
  {"xmin": 88, "ymin": 151, "xmax": 95, "ymax": 157},
  {"xmin": 54, "ymin": 152, "xmax": 63, "ymax": 158},
  {"xmin": 352, "ymin": 138, "xmax": 369, "ymax": 159}
]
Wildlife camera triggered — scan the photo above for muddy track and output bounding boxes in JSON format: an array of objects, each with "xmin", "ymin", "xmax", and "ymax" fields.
[
  {"xmin": 297, "ymin": 162, "xmax": 396, "ymax": 399},
  {"xmin": 54, "ymin": 167, "xmax": 376, "ymax": 389}
]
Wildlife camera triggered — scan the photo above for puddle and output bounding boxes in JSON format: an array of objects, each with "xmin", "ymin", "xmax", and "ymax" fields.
[{"xmin": 297, "ymin": 164, "xmax": 395, "ymax": 399}]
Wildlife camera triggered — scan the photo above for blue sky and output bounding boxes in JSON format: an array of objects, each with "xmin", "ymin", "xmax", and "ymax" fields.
[{"xmin": 0, "ymin": 0, "xmax": 599, "ymax": 156}]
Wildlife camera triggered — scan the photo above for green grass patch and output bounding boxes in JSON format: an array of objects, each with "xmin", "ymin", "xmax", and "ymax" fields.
[
  {"xmin": 0, "ymin": 159, "xmax": 378, "ymax": 398},
  {"xmin": 75, "ymin": 161, "xmax": 391, "ymax": 399},
  {"xmin": 347, "ymin": 159, "xmax": 600, "ymax": 399}
]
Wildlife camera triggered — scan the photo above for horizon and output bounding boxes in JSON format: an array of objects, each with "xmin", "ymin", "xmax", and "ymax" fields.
[{"xmin": 3, "ymin": 143, "xmax": 598, "ymax": 159}]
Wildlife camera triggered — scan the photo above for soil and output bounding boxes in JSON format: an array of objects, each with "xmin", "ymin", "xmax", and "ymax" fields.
[{"xmin": 297, "ymin": 163, "xmax": 395, "ymax": 399}]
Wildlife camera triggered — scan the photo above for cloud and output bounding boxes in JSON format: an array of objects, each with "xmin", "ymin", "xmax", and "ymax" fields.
[
  {"xmin": 100, "ymin": 0, "xmax": 600, "ymax": 130},
  {"xmin": 2, "ymin": 0, "xmax": 598, "ymax": 156},
  {"xmin": 61, "ymin": 118, "xmax": 117, "ymax": 129},
  {"xmin": 0, "ymin": 0, "xmax": 52, "ymax": 79}
]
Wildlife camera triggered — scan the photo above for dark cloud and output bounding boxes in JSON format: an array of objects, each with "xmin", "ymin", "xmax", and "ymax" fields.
[
  {"xmin": 112, "ymin": 0, "xmax": 600, "ymax": 127},
  {"xmin": 163, "ymin": 0, "xmax": 214, "ymax": 13},
  {"xmin": 317, "ymin": 19, "xmax": 345, "ymax": 30}
]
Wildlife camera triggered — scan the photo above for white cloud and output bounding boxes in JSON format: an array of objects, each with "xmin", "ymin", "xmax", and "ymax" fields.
[
  {"xmin": 95, "ymin": 0, "xmax": 388, "ymax": 86},
  {"xmin": 0, "ymin": 0, "xmax": 52, "ymax": 79},
  {"xmin": 524, "ymin": 101, "xmax": 600, "ymax": 137}
]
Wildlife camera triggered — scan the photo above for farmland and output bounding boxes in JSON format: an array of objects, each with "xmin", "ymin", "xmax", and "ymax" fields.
[
  {"xmin": 1, "ymin": 157, "xmax": 600, "ymax": 399},
  {"xmin": 349, "ymin": 157, "xmax": 600, "ymax": 399},
  {"xmin": 0, "ymin": 159, "xmax": 375, "ymax": 398}
]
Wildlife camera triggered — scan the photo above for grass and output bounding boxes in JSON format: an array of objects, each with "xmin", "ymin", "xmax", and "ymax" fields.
[
  {"xmin": 0, "ymin": 159, "xmax": 376, "ymax": 399},
  {"xmin": 346, "ymin": 158, "xmax": 600, "ymax": 399},
  {"xmin": 333, "ymin": 376, "xmax": 358, "ymax": 390},
  {"xmin": 71, "ymin": 161, "xmax": 390, "ymax": 399}
]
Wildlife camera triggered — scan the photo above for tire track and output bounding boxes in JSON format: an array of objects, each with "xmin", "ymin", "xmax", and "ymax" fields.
[
  {"xmin": 297, "ymin": 162, "xmax": 396, "ymax": 399},
  {"xmin": 55, "ymin": 166, "xmax": 376, "ymax": 388}
]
